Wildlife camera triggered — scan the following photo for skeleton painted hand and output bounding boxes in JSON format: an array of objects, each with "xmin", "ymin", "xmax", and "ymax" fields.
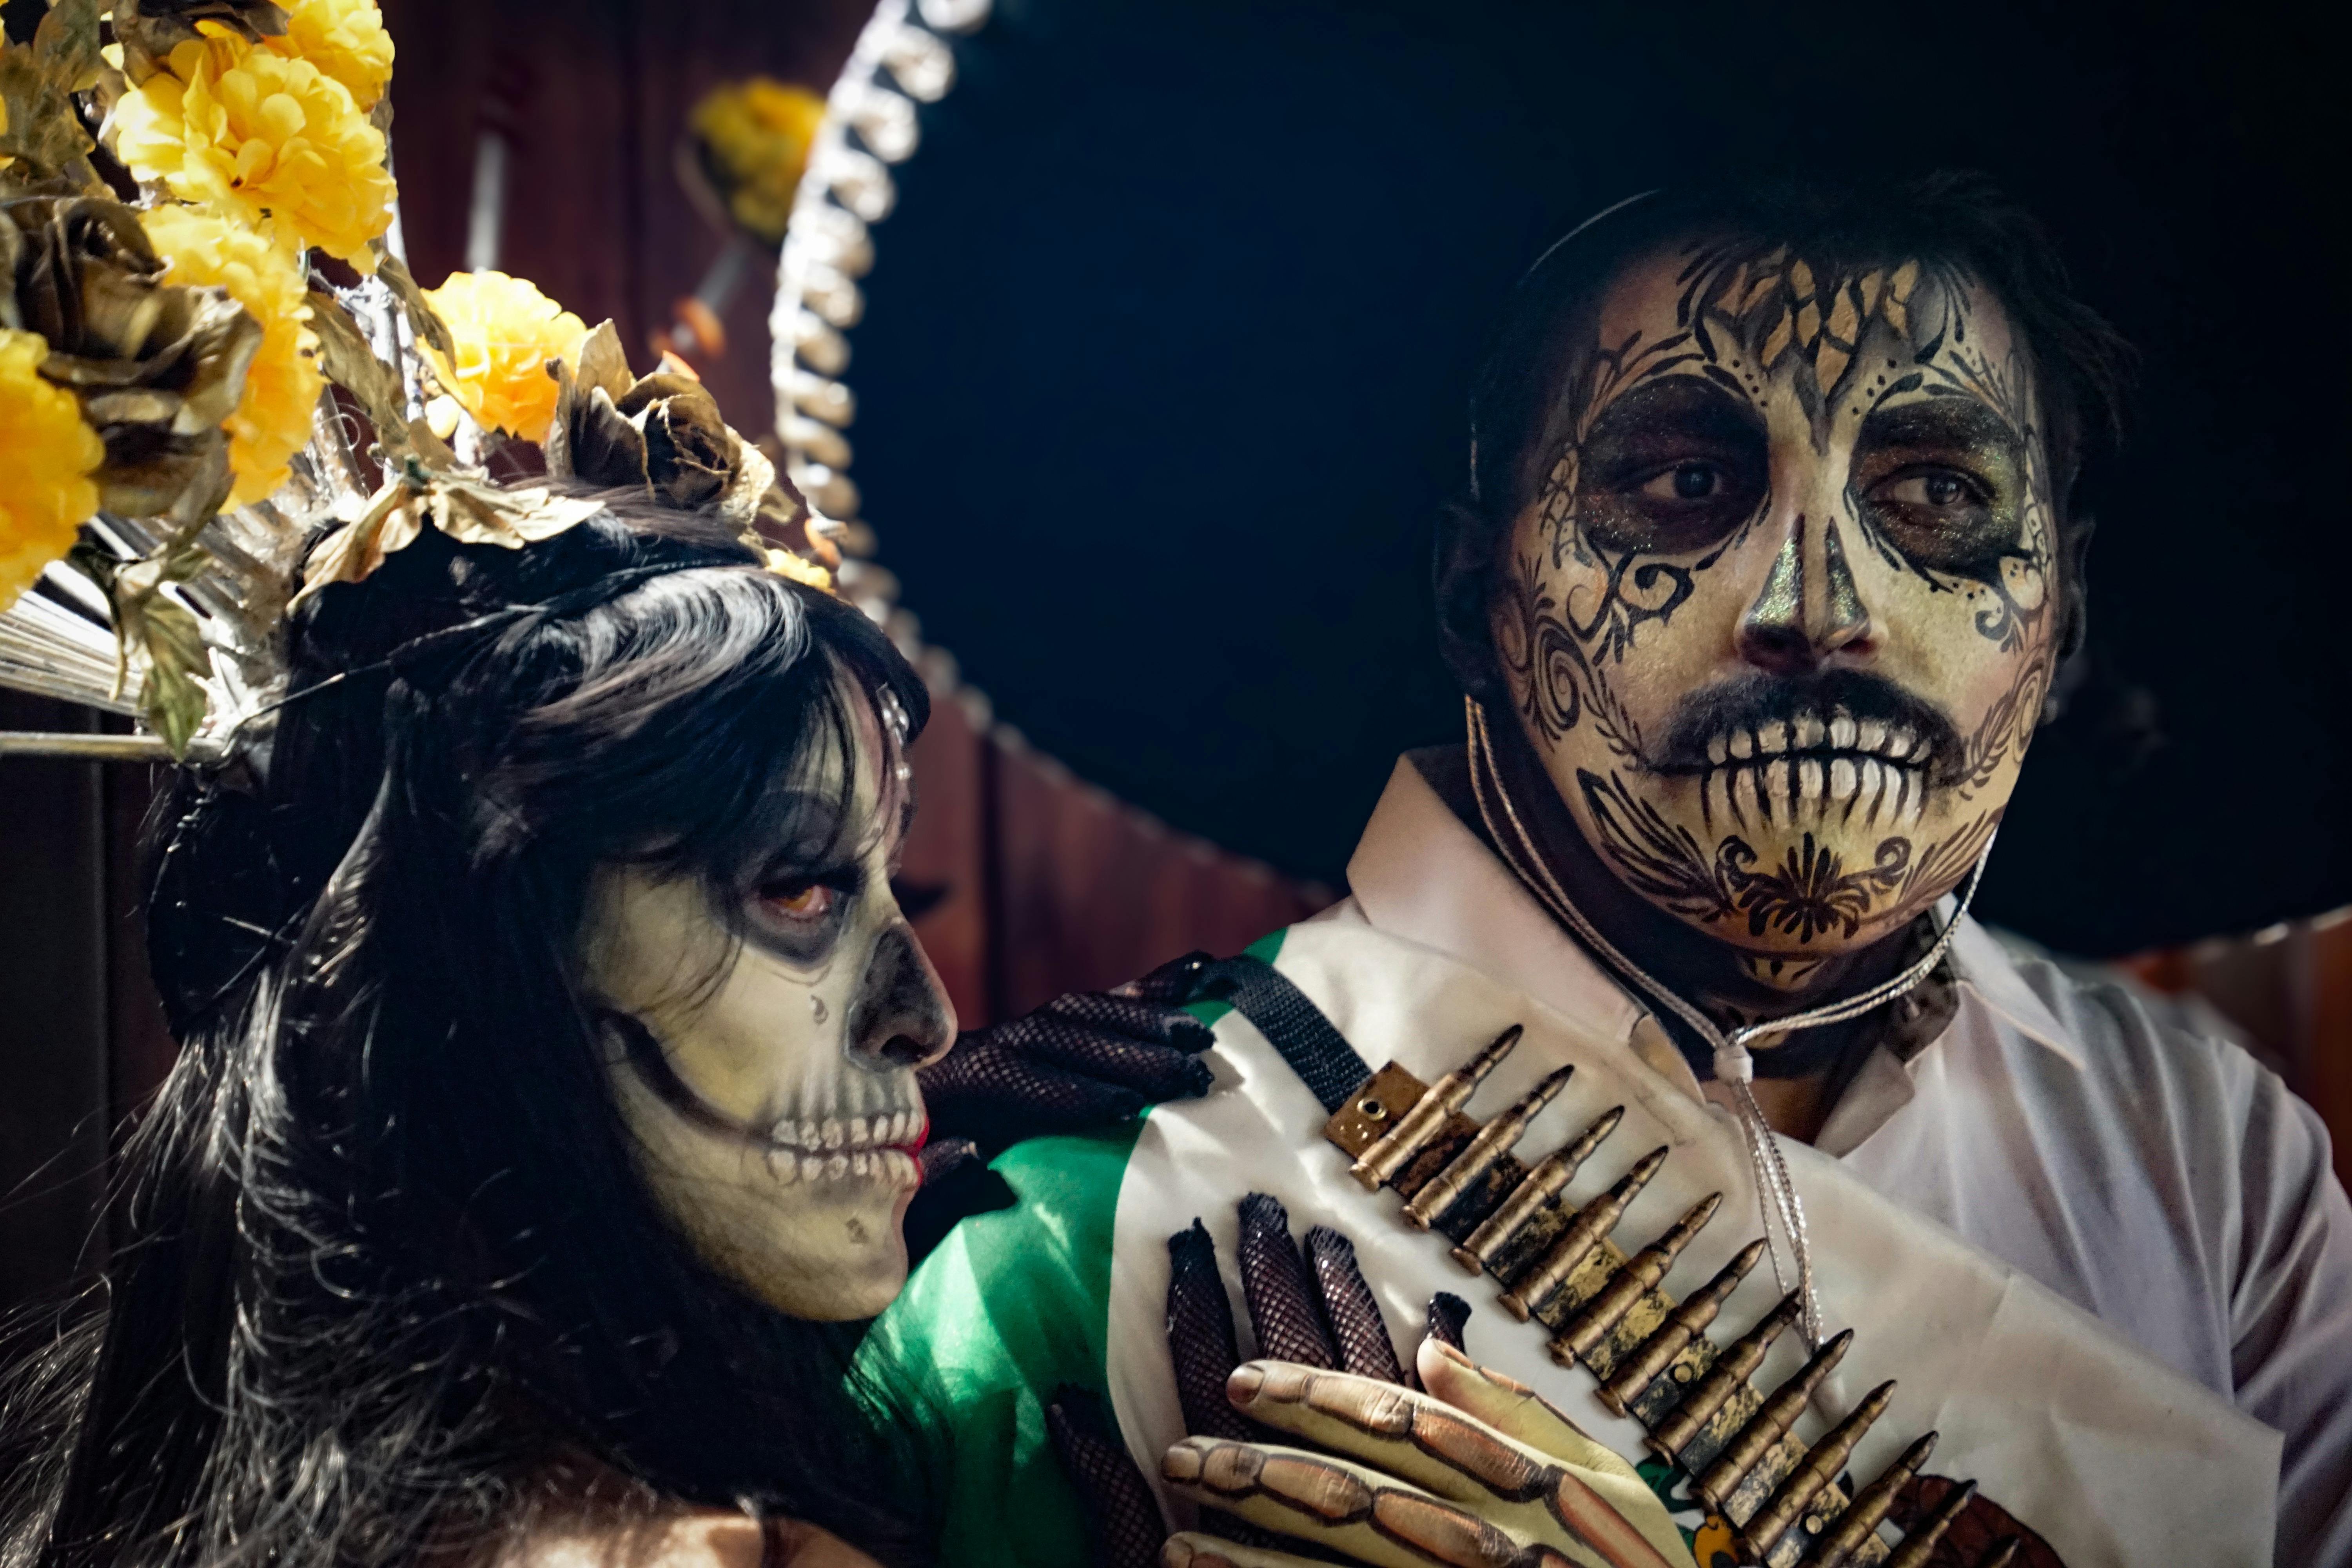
[
  {"xmin": 917, "ymin": 951, "xmax": 1218, "ymax": 1158},
  {"xmin": 1161, "ymin": 1342, "xmax": 1697, "ymax": 1568},
  {"xmin": 1047, "ymin": 1194, "xmax": 1696, "ymax": 1568}
]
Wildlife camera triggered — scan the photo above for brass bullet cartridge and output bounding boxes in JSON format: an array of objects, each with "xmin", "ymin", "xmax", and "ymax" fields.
[{"xmin": 1348, "ymin": 1025, "xmax": 1522, "ymax": 1191}]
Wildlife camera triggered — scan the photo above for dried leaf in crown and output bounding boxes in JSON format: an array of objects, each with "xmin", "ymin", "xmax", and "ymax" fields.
[
  {"xmin": 0, "ymin": 0, "xmax": 106, "ymax": 189},
  {"xmin": 291, "ymin": 456, "xmax": 608, "ymax": 610},
  {"xmin": 545, "ymin": 320, "xmax": 834, "ymax": 590},
  {"xmin": 0, "ymin": 193, "xmax": 260, "ymax": 526}
]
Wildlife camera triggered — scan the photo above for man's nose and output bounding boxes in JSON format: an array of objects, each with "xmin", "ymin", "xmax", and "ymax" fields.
[
  {"xmin": 845, "ymin": 921, "xmax": 958, "ymax": 1071},
  {"xmin": 1737, "ymin": 512, "xmax": 1874, "ymax": 673}
]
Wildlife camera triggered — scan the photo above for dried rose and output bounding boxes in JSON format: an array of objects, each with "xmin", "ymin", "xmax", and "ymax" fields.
[
  {"xmin": 0, "ymin": 194, "xmax": 260, "ymax": 524},
  {"xmin": 546, "ymin": 320, "xmax": 779, "ymax": 521},
  {"xmin": 544, "ymin": 322, "xmax": 833, "ymax": 586}
]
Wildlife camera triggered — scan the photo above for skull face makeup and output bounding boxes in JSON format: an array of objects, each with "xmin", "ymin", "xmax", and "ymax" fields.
[
  {"xmin": 581, "ymin": 687, "xmax": 956, "ymax": 1320},
  {"xmin": 1489, "ymin": 238, "xmax": 2056, "ymax": 966}
]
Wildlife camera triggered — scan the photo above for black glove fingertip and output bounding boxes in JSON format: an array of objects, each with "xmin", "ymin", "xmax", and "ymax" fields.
[
  {"xmin": 1170, "ymin": 1018, "xmax": 1218, "ymax": 1054},
  {"xmin": 1120, "ymin": 949, "xmax": 1216, "ymax": 1003}
]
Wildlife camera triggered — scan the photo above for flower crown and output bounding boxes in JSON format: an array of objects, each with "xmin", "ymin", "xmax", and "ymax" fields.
[{"xmin": 0, "ymin": 0, "xmax": 840, "ymax": 764}]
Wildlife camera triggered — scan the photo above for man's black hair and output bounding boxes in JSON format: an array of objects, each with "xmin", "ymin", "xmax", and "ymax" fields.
[{"xmin": 1437, "ymin": 170, "xmax": 2137, "ymax": 709}]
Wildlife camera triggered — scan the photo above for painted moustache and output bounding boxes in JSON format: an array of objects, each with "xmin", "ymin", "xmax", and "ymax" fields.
[{"xmin": 1649, "ymin": 670, "xmax": 1962, "ymax": 832}]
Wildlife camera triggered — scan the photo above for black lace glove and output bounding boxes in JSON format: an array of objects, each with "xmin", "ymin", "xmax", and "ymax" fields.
[
  {"xmin": 905, "ymin": 953, "xmax": 1217, "ymax": 1262},
  {"xmin": 1049, "ymin": 1194, "xmax": 1476, "ymax": 1567},
  {"xmin": 1047, "ymin": 1196, "xmax": 1697, "ymax": 1568},
  {"xmin": 918, "ymin": 951, "xmax": 1218, "ymax": 1161}
]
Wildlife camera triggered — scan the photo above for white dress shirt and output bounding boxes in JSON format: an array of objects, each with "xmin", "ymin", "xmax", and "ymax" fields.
[{"xmin": 1322, "ymin": 753, "xmax": 2352, "ymax": 1563}]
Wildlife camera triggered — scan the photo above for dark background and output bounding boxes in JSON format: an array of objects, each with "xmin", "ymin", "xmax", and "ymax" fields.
[{"xmin": 846, "ymin": 0, "xmax": 2349, "ymax": 955}]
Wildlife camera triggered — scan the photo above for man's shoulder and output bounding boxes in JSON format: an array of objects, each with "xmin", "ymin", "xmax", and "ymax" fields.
[
  {"xmin": 1967, "ymin": 935, "xmax": 2342, "ymax": 1245},
  {"xmin": 1976, "ymin": 931, "xmax": 2278, "ymax": 1118}
]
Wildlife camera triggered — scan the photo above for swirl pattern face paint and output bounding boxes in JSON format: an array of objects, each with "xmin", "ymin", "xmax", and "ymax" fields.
[
  {"xmin": 578, "ymin": 684, "xmax": 956, "ymax": 1319},
  {"xmin": 1490, "ymin": 238, "xmax": 2054, "ymax": 964}
]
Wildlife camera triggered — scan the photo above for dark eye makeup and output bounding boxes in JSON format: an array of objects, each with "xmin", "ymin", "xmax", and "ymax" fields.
[
  {"xmin": 1849, "ymin": 397, "xmax": 2026, "ymax": 577},
  {"xmin": 742, "ymin": 862, "xmax": 863, "ymax": 965},
  {"xmin": 1575, "ymin": 377, "xmax": 1769, "ymax": 556}
]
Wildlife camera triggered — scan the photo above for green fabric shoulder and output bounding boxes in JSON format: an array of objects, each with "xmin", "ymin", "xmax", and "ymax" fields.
[
  {"xmin": 858, "ymin": 1124, "xmax": 1143, "ymax": 1567},
  {"xmin": 858, "ymin": 931, "xmax": 1283, "ymax": 1562}
]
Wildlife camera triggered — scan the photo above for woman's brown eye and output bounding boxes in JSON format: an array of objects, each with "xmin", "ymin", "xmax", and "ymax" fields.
[{"xmin": 760, "ymin": 883, "xmax": 835, "ymax": 922}]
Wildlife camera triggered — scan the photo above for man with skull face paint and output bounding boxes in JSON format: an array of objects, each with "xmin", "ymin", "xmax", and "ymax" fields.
[{"xmin": 861, "ymin": 176, "xmax": 2352, "ymax": 1567}]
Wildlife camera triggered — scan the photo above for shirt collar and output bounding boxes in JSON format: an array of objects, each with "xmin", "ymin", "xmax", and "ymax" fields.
[
  {"xmin": 1345, "ymin": 755, "xmax": 1649, "ymax": 1045},
  {"xmin": 1943, "ymin": 915, "xmax": 2087, "ymax": 1070},
  {"xmin": 1343, "ymin": 750, "xmax": 2087, "ymax": 1075}
]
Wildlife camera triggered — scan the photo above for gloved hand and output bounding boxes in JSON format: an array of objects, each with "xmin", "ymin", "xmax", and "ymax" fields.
[
  {"xmin": 1047, "ymin": 1194, "xmax": 1697, "ymax": 1568},
  {"xmin": 916, "ymin": 950, "xmax": 1218, "ymax": 1164},
  {"xmin": 905, "ymin": 953, "xmax": 1218, "ymax": 1263}
]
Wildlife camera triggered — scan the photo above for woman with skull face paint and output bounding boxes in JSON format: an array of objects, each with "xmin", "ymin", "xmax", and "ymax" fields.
[{"xmin": 0, "ymin": 479, "xmax": 1225, "ymax": 1568}]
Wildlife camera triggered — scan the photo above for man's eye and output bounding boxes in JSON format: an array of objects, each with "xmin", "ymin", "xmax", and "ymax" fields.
[
  {"xmin": 1880, "ymin": 470, "xmax": 1982, "ymax": 508},
  {"xmin": 1640, "ymin": 462, "xmax": 1722, "ymax": 502},
  {"xmin": 758, "ymin": 881, "xmax": 837, "ymax": 923}
]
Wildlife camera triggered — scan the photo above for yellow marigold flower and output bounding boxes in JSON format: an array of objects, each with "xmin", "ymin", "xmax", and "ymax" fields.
[
  {"xmin": 0, "ymin": 330, "xmax": 105, "ymax": 611},
  {"xmin": 689, "ymin": 77, "xmax": 826, "ymax": 246},
  {"xmin": 109, "ymin": 32, "xmax": 395, "ymax": 269},
  {"xmin": 141, "ymin": 205, "xmax": 324, "ymax": 506},
  {"xmin": 420, "ymin": 270, "xmax": 588, "ymax": 443},
  {"xmin": 266, "ymin": 0, "xmax": 394, "ymax": 112}
]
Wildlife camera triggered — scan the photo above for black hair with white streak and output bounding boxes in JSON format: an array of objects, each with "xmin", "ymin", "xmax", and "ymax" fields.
[{"xmin": 0, "ymin": 490, "xmax": 935, "ymax": 1568}]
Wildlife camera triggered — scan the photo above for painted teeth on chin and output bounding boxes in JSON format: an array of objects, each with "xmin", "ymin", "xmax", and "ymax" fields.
[
  {"xmin": 822, "ymin": 1118, "xmax": 845, "ymax": 1150},
  {"xmin": 1831, "ymin": 757, "xmax": 1858, "ymax": 818},
  {"xmin": 1766, "ymin": 759, "xmax": 1794, "ymax": 819},
  {"xmin": 849, "ymin": 1116, "xmax": 870, "ymax": 1145},
  {"xmin": 1798, "ymin": 757, "xmax": 1825, "ymax": 811},
  {"xmin": 1794, "ymin": 713, "xmax": 1826, "ymax": 750},
  {"xmin": 1865, "ymin": 759, "xmax": 1889, "ymax": 827},
  {"xmin": 1758, "ymin": 725, "xmax": 1787, "ymax": 757},
  {"xmin": 1857, "ymin": 718, "xmax": 1887, "ymax": 755},
  {"xmin": 1708, "ymin": 733, "xmax": 1729, "ymax": 766},
  {"xmin": 1730, "ymin": 729, "xmax": 1755, "ymax": 760},
  {"xmin": 1829, "ymin": 712, "xmax": 1858, "ymax": 750}
]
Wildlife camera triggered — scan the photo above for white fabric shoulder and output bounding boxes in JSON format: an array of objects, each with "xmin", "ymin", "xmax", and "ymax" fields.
[{"xmin": 1105, "ymin": 919, "xmax": 2281, "ymax": 1567}]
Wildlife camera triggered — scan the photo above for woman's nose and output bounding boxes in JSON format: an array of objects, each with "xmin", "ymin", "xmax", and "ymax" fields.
[{"xmin": 844, "ymin": 921, "xmax": 957, "ymax": 1071}]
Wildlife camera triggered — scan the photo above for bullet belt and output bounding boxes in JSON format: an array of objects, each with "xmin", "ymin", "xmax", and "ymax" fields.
[{"xmin": 1197, "ymin": 953, "xmax": 2042, "ymax": 1568}]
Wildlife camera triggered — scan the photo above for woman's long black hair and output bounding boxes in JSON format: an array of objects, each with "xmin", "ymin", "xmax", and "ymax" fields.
[{"xmin": 0, "ymin": 493, "xmax": 934, "ymax": 1568}]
